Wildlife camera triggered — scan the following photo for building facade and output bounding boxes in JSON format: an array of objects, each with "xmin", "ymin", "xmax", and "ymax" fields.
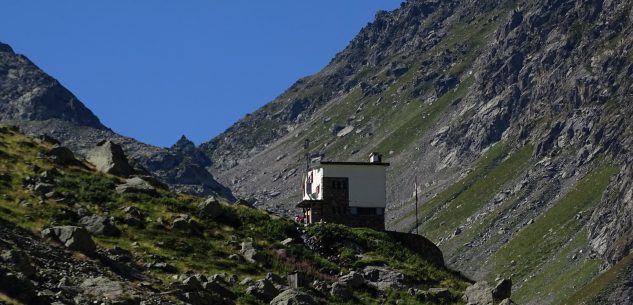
[{"xmin": 297, "ymin": 153, "xmax": 388, "ymax": 230}]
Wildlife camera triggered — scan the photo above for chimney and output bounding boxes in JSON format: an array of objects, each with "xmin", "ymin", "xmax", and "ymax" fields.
[{"xmin": 369, "ymin": 152, "xmax": 382, "ymax": 163}]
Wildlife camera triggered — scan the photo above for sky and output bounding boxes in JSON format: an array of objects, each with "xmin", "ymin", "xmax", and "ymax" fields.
[{"xmin": 0, "ymin": 1, "xmax": 402, "ymax": 147}]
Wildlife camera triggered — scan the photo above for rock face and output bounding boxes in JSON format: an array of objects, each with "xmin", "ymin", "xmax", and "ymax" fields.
[
  {"xmin": 86, "ymin": 140, "xmax": 135, "ymax": 177},
  {"xmin": 0, "ymin": 44, "xmax": 105, "ymax": 128}
]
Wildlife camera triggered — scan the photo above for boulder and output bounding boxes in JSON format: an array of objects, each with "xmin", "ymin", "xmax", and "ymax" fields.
[
  {"xmin": 240, "ymin": 238, "xmax": 266, "ymax": 264},
  {"xmin": 362, "ymin": 265, "xmax": 409, "ymax": 291},
  {"xmin": 198, "ymin": 197, "xmax": 224, "ymax": 220},
  {"xmin": 172, "ymin": 215, "xmax": 200, "ymax": 232},
  {"xmin": 329, "ymin": 282, "xmax": 352, "ymax": 300},
  {"xmin": 337, "ymin": 271, "xmax": 365, "ymax": 288},
  {"xmin": 245, "ymin": 279, "xmax": 279, "ymax": 302},
  {"xmin": 41, "ymin": 226, "xmax": 96, "ymax": 256},
  {"xmin": 115, "ymin": 177, "xmax": 158, "ymax": 196},
  {"xmin": 463, "ymin": 281, "xmax": 494, "ymax": 305},
  {"xmin": 80, "ymin": 276, "xmax": 124, "ymax": 299},
  {"xmin": 79, "ymin": 215, "xmax": 121, "ymax": 236},
  {"xmin": 427, "ymin": 287, "xmax": 450, "ymax": 299},
  {"xmin": 86, "ymin": 140, "xmax": 135, "ymax": 177},
  {"xmin": 492, "ymin": 278, "xmax": 512, "ymax": 301},
  {"xmin": 33, "ymin": 182, "xmax": 54, "ymax": 195},
  {"xmin": 463, "ymin": 279, "xmax": 513, "ymax": 305},
  {"xmin": 46, "ymin": 146, "xmax": 80, "ymax": 166},
  {"xmin": 499, "ymin": 299, "xmax": 517, "ymax": 305},
  {"xmin": 270, "ymin": 289, "xmax": 319, "ymax": 305}
]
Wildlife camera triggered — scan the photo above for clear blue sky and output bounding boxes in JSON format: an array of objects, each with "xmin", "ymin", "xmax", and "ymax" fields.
[{"xmin": 1, "ymin": 1, "xmax": 401, "ymax": 147}]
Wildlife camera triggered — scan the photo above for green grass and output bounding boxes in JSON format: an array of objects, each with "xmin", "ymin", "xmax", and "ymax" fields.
[
  {"xmin": 372, "ymin": 76, "xmax": 474, "ymax": 155},
  {"xmin": 561, "ymin": 252, "xmax": 633, "ymax": 305},
  {"xmin": 512, "ymin": 229, "xmax": 602, "ymax": 304},
  {"xmin": 484, "ymin": 164, "xmax": 618, "ymax": 300},
  {"xmin": 396, "ymin": 142, "xmax": 533, "ymax": 242}
]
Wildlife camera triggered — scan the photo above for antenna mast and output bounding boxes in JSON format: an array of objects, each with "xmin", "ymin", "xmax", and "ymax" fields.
[{"xmin": 304, "ymin": 139, "xmax": 310, "ymax": 172}]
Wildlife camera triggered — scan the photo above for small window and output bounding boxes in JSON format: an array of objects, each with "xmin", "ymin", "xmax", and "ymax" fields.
[{"xmin": 349, "ymin": 207, "xmax": 358, "ymax": 215}]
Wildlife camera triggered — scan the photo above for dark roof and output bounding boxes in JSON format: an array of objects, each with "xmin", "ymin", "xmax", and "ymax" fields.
[
  {"xmin": 296, "ymin": 200, "xmax": 324, "ymax": 208},
  {"xmin": 319, "ymin": 161, "xmax": 390, "ymax": 166}
]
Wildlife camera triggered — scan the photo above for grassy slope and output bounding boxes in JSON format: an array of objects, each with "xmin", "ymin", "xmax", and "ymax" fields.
[
  {"xmin": 0, "ymin": 127, "xmax": 468, "ymax": 305},
  {"xmin": 395, "ymin": 141, "xmax": 533, "ymax": 239},
  {"xmin": 484, "ymin": 165, "xmax": 618, "ymax": 304},
  {"xmin": 561, "ymin": 252, "xmax": 633, "ymax": 305}
]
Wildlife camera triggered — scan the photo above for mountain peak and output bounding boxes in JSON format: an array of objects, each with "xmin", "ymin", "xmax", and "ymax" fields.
[
  {"xmin": 0, "ymin": 43, "xmax": 106, "ymax": 129},
  {"xmin": 172, "ymin": 135, "xmax": 195, "ymax": 150},
  {"xmin": 0, "ymin": 42, "xmax": 14, "ymax": 53}
]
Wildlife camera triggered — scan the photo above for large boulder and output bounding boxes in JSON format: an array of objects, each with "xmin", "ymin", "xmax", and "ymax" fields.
[
  {"xmin": 86, "ymin": 140, "xmax": 135, "ymax": 177},
  {"xmin": 79, "ymin": 215, "xmax": 121, "ymax": 237},
  {"xmin": 492, "ymin": 279, "xmax": 512, "ymax": 301},
  {"xmin": 362, "ymin": 265, "xmax": 409, "ymax": 291},
  {"xmin": 80, "ymin": 276, "xmax": 125, "ymax": 299},
  {"xmin": 197, "ymin": 197, "xmax": 224, "ymax": 220},
  {"xmin": 463, "ymin": 280, "xmax": 514, "ymax": 305},
  {"xmin": 115, "ymin": 177, "xmax": 158, "ymax": 196},
  {"xmin": 46, "ymin": 146, "xmax": 80, "ymax": 166},
  {"xmin": 41, "ymin": 226, "xmax": 96, "ymax": 256},
  {"xmin": 245, "ymin": 279, "xmax": 279, "ymax": 302},
  {"xmin": 270, "ymin": 289, "xmax": 319, "ymax": 305},
  {"xmin": 337, "ymin": 271, "xmax": 365, "ymax": 288}
]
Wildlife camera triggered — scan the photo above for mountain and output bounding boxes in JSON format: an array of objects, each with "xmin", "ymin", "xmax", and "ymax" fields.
[
  {"xmin": 201, "ymin": 0, "xmax": 633, "ymax": 303},
  {"xmin": 0, "ymin": 42, "xmax": 234, "ymax": 200},
  {"xmin": 0, "ymin": 42, "xmax": 105, "ymax": 129},
  {"xmin": 0, "ymin": 128, "xmax": 475, "ymax": 305}
]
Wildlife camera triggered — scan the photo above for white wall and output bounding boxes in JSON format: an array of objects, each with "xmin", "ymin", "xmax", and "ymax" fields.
[
  {"xmin": 302, "ymin": 168, "xmax": 324, "ymax": 200},
  {"xmin": 321, "ymin": 164, "xmax": 387, "ymax": 208}
]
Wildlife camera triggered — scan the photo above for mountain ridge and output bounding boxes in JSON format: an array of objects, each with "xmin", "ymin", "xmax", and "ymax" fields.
[
  {"xmin": 0, "ymin": 42, "xmax": 234, "ymax": 200},
  {"xmin": 200, "ymin": 0, "xmax": 633, "ymax": 303}
]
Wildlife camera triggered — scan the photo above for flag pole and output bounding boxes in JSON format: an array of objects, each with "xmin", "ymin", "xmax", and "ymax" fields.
[{"xmin": 415, "ymin": 176, "xmax": 419, "ymax": 235}]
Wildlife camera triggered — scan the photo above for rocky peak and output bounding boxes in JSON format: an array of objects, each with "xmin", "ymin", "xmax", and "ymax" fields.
[
  {"xmin": 171, "ymin": 135, "xmax": 196, "ymax": 153},
  {"xmin": 0, "ymin": 42, "xmax": 14, "ymax": 53},
  {"xmin": 0, "ymin": 42, "xmax": 105, "ymax": 129}
]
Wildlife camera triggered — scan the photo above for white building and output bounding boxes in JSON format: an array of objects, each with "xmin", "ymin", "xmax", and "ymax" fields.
[{"xmin": 297, "ymin": 152, "xmax": 388, "ymax": 230}]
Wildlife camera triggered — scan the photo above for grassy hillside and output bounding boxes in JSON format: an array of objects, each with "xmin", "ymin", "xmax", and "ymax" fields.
[{"xmin": 0, "ymin": 126, "xmax": 468, "ymax": 304}]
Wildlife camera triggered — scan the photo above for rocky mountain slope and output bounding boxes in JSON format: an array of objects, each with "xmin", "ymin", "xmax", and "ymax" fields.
[
  {"xmin": 0, "ymin": 42, "xmax": 233, "ymax": 200},
  {"xmin": 201, "ymin": 0, "xmax": 633, "ymax": 303},
  {"xmin": 0, "ymin": 127, "xmax": 483, "ymax": 305}
]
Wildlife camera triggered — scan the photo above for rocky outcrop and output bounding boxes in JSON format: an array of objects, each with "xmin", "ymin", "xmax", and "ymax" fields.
[{"xmin": 86, "ymin": 140, "xmax": 135, "ymax": 177}]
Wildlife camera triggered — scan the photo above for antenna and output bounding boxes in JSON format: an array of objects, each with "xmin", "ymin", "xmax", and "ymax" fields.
[{"xmin": 304, "ymin": 139, "xmax": 310, "ymax": 172}]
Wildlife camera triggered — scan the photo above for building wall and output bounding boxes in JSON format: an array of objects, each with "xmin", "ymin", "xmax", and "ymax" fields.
[
  {"xmin": 321, "ymin": 164, "xmax": 386, "ymax": 208},
  {"xmin": 302, "ymin": 168, "xmax": 324, "ymax": 200}
]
